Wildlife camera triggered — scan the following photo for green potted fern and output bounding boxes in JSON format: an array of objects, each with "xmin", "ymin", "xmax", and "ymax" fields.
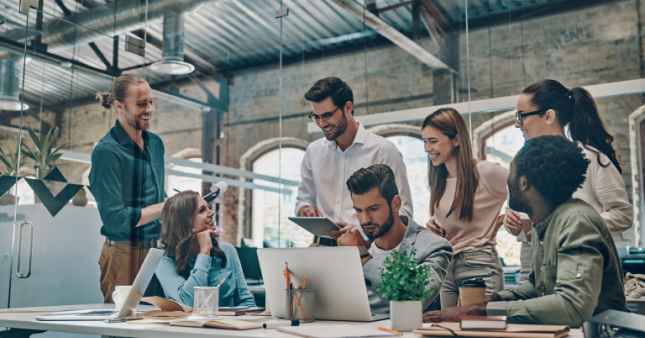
[
  {"xmin": 378, "ymin": 249, "xmax": 432, "ymax": 331},
  {"xmin": 0, "ymin": 145, "xmax": 20, "ymax": 205},
  {"xmin": 21, "ymin": 127, "xmax": 63, "ymax": 179}
]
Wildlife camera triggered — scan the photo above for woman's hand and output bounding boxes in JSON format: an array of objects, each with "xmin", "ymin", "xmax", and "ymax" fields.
[{"xmin": 196, "ymin": 229, "xmax": 214, "ymax": 255}]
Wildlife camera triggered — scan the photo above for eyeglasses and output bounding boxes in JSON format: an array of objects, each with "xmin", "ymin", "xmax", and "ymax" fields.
[
  {"xmin": 515, "ymin": 109, "xmax": 546, "ymax": 125},
  {"xmin": 308, "ymin": 106, "xmax": 340, "ymax": 122}
]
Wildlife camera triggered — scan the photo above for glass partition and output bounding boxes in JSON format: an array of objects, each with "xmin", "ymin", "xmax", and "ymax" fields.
[{"xmin": 0, "ymin": 0, "xmax": 642, "ymax": 312}]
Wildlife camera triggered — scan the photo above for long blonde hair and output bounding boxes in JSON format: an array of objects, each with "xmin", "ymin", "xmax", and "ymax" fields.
[{"xmin": 422, "ymin": 108, "xmax": 479, "ymax": 222}]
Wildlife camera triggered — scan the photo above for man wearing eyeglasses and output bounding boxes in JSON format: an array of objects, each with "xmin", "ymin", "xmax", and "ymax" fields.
[{"xmin": 295, "ymin": 77, "xmax": 413, "ymax": 245}]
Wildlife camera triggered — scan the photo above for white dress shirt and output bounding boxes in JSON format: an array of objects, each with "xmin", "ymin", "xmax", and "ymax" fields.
[{"xmin": 295, "ymin": 124, "xmax": 413, "ymax": 227}]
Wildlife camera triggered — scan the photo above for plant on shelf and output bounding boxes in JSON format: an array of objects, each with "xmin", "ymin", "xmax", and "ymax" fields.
[
  {"xmin": 21, "ymin": 127, "xmax": 63, "ymax": 179},
  {"xmin": 0, "ymin": 145, "xmax": 20, "ymax": 176},
  {"xmin": 378, "ymin": 249, "xmax": 432, "ymax": 331}
]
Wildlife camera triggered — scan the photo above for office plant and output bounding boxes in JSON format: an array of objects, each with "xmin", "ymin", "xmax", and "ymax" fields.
[
  {"xmin": 21, "ymin": 127, "xmax": 63, "ymax": 179},
  {"xmin": 378, "ymin": 249, "xmax": 431, "ymax": 331}
]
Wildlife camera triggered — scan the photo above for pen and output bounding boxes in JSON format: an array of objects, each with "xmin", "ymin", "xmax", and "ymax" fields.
[
  {"xmin": 284, "ymin": 262, "xmax": 291, "ymax": 289},
  {"xmin": 377, "ymin": 326, "xmax": 401, "ymax": 336}
]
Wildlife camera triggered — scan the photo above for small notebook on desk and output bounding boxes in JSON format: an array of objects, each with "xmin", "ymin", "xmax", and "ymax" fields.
[
  {"xmin": 277, "ymin": 325, "xmax": 399, "ymax": 338},
  {"xmin": 460, "ymin": 315, "xmax": 507, "ymax": 330},
  {"xmin": 415, "ymin": 322, "xmax": 569, "ymax": 338}
]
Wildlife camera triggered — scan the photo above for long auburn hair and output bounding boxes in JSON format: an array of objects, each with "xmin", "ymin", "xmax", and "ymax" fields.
[
  {"xmin": 422, "ymin": 108, "xmax": 479, "ymax": 222},
  {"xmin": 160, "ymin": 191, "xmax": 226, "ymax": 279},
  {"xmin": 522, "ymin": 79, "xmax": 622, "ymax": 173}
]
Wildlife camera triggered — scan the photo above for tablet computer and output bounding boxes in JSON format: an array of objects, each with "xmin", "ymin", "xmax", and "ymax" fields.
[{"xmin": 288, "ymin": 217, "xmax": 339, "ymax": 238}]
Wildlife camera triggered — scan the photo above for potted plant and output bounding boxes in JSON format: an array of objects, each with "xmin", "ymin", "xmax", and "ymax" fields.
[
  {"xmin": 378, "ymin": 249, "xmax": 432, "ymax": 331},
  {"xmin": 21, "ymin": 127, "xmax": 63, "ymax": 179},
  {"xmin": 0, "ymin": 145, "xmax": 20, "ymax": 205}
]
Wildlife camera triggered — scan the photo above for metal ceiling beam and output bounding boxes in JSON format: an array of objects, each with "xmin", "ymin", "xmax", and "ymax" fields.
[
  {"xmin": 308, "ymin": 78, "xmax": 645, "ymax": 132},
  {"xmin": 330, "ymin": 0, "xmax": 451, "ymax": 70}
]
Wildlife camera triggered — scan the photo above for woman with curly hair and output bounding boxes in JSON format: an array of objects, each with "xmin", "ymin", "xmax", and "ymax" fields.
[{"xmin": 155, "ymin": 191, "xmax": 255, "ymax": 307}]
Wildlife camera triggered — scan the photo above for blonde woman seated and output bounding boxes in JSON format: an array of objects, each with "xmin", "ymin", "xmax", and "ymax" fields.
[{"xmin": 155, "ymin": 191, "xmax": 256, "ymax": 307}]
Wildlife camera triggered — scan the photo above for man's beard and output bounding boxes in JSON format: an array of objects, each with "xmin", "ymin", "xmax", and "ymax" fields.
[
  {"xmin": 125, "ymin": 107, "xmax": 147, "ymax": 131},
  {"xmin": 324, "ymin": 111, "xmax": 348, "ymax": 141},
  {"xmin": 363, "ymin": 206, "xmax": 394, "ymax": 241}
]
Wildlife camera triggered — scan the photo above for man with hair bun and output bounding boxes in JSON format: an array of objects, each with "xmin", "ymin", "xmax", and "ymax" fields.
[{"xmin": 90, "ymin": 74, "xmax": 166, "ymax": 303}]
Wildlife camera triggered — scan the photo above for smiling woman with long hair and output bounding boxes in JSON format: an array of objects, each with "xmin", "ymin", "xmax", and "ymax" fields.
[
  {"xmin": 155, "ymin": 191, "xmax": 255, "ymax": 307},
  {"xmin": 422, "ymin": 108, "xmax": 508, "ymax": 309}
]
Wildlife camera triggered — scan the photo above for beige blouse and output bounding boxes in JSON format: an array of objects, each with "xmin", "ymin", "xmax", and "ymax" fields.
[
  {"xmin": 427, "ymin": 161, "xmax": 508, "ymax": 254},
  {"xmin": 572, "ymin": 142, "xmax": 632, "ymax": 242}
]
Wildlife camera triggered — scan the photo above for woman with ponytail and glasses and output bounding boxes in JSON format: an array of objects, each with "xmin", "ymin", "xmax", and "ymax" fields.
[
  {"xmin": 155, "ymin": 191, "xmax": 256, "ymax": 308},
  {"xmin": 422, "ymin": 108, "xmax": 509, "ymax": 308},
  {"xmin": 508, "ymin": 79, "xmax": 632, "ymax": 245}
]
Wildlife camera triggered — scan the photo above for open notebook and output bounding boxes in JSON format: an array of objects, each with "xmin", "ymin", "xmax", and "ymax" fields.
[{"xmin": 276, "ymin": 325, "xmax": 399, "ymax": 338}]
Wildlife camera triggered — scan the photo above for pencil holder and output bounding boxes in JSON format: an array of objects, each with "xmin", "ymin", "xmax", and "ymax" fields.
[
  {"xmin": 291, "ymin": 288, "xmax": 315, "ymax": 322},
  {"xmin": 277, "ymin": 288, "xmax": 315, "ymax": 321}
]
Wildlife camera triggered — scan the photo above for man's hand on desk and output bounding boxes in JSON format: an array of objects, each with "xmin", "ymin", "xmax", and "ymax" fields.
[
  {"xmin": 423, "ymin": 304, "xmax": 486, "ymax": 322},
  {"xmin": 297, "ymin": 206, "xmax": 321, "ymax": 217}
]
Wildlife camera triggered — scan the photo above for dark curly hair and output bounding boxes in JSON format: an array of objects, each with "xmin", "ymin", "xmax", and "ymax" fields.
[{"xmin": 515, "ymin": 135, "xmax": 589, "ymax": 206}]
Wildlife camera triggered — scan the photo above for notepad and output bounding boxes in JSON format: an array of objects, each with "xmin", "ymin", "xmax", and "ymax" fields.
[
  {"xmin": 415, "ymin": 322, "xmax": 569, "ymax": 338},
  {"xmin": 277, "ymin": 325, "xmax": 399, "ymax": 338},
  {"xmin": 460, "ymin": 315, "xmax": 507, "ymax": 330}
]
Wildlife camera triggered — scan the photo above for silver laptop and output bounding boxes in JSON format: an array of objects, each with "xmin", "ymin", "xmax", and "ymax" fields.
[
  {"xmin": 258, "ymin": 246, "xmax": 388, "ymax": 321},
  {"xmin": 36, "ymin": 248, "xmax": 164, "ymax": 322}
]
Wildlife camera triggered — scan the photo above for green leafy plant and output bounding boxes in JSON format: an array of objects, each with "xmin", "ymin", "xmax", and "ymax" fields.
[
  {"xmin": 0, "ymin": 146, "xmax": 20, "ymax": 175},
  {"xmin": 21, "ymin": 127, "xmax": 63, "ymax": 178},
  {"xmin": 378, "ymin": 249, "xmax": 432, "ymax": 301}
]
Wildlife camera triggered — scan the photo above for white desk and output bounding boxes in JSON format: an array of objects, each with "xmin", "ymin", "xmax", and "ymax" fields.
[
  {"xmin": 0, "ymin": 304, "xmax": 584, "ymax": 338},
  {"xmin": 0, "ymin": 304, "xmax": 415, "ymax": 338}
]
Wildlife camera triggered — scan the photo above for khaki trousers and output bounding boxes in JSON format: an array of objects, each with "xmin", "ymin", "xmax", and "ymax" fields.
[
  {"xmin": 440, "ymin": 246, "xmax": 504, "ymax": 309},
  {"xmin": 98, "ymin": 241, "xmax": 151, "ymax": 303}
]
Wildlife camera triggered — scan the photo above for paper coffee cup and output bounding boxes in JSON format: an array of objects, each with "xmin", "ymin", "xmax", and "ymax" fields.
[{"xmin": 458, "ymin": 278, "xmax": 486, "ymax": 306}]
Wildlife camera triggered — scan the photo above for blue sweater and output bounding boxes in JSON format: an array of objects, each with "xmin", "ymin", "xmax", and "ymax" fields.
[{"xmin": 155, "ymin": 242, "xmax": 256, "ymax": 308}]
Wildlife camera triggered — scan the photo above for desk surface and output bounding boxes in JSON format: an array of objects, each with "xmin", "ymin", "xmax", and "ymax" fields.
[{"xmin": 0, "ymin": 304, "xmax": 584, "ymax": 338}]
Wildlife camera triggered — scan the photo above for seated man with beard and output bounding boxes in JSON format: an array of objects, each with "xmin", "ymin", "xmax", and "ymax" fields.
[
  {"xmin": 424, "ymin": 136, "xmax": 626, "ymax": 328},
  {"xmin": 337, "ymin": 164, "xmax": 453, "ymax": 314}
]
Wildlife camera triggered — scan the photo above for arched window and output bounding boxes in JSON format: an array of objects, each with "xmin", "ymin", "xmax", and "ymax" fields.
[
  {"xmin": 239, "ymin": 137, "xmax": 310, "ymax": 248},
  {"xmin": 474, "ymin": 112, "xmax": 523, "ymax": 266},
  {"xmin": 370, "ymin": 125, "xmax": 429, "ymax": 226},
  {"xmin": 250, "ymin": 147, "xmax": 311, "ymax": 248},
  {"xmin": 167, "ymin": 148, "xmax": 202, "ymax": 196}
]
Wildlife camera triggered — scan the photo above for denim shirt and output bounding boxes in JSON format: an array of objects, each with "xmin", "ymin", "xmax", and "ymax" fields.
[
  {"xmin": 89, "ymin": 121, "xmax": 166, "ymax": 241},
  {"xmin": 155, "ymin": 242, "xmax": 256, "ymax": 308}
]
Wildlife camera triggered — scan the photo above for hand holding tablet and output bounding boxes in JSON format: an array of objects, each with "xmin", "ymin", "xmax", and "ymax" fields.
[{"xmin": 288, "ymin": 216, "xmax": 339, "ymax": 239}]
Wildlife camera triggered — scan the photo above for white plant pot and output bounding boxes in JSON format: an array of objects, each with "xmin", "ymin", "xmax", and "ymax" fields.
[{"xmin": 390, "ymin": 300, "xmax": 422, "ymax": 331}]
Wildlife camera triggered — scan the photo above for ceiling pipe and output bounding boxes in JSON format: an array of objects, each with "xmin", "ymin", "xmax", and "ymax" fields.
[
  {"xmin": 149, "ymin": 11, "xmax": 194, "ymax": 75},
  {"xmin": 4, "ymin": 0, "xmax": 212, "ymax": 50},
  {"xmin": 0, "ymin": 55, "xmax": 29, "ymax": 111}
]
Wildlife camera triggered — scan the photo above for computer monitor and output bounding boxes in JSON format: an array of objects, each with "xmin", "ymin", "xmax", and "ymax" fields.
[
  {"xmin": 236, "ymin": 246, "xmax": 263, "ymax": 281},
  {"xmin": 258, "ymin": 246, "xmax": 385, "ymax": 321}
]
